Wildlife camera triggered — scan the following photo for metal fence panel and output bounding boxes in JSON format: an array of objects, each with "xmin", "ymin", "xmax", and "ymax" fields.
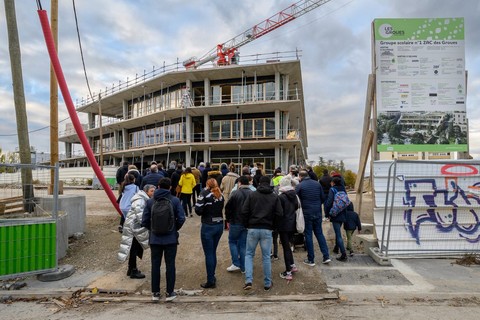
[
  {"xmin": 0, "ymin": 163, "xmax": 59, "ymax": 279},
  {"xmin": 374, "ymin": 160, "xmax": 480, "ymax": 257}
]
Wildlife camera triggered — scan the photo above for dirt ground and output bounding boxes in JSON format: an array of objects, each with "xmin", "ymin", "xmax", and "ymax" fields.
[{"xmin": 59, "ymin": 189, "xmax": 374, "ymax": 296}]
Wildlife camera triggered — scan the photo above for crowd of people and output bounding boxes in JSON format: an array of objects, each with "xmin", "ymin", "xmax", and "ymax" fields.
[{"xmin": 115, "ymin": 160, "xmax": 361, "ymax": 302}]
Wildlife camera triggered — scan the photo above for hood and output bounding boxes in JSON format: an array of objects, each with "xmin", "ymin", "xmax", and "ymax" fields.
[
  {"xmin": 182, "ymin": 173, "xmax": 194, "ymax": 180},
  {"xmin": 153, "ymin": 188, "xmax": 171, "ymax": 200},
  {"xmin": 226, "ymin": 172, "xmax": 239, "ymax": 178},
  {"xmin": 279, "ymin": 185, "xmax": 294, "ymax": 194},
  {"xmin": 257, "ymin": 184, "xmax": 273, "ymax": 194},
  {"xmin": 208, "ymin": 170, "xmax": 222, "ymax": 176},
  {"xmin": 282, "ymin": 189, "xmax": 297, "ymax": 201},
  {"xmin": 131, "ymin": 190, "xmax": 149, "ymax": 203}
]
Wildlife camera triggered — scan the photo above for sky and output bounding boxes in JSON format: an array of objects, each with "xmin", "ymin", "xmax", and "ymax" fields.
[{"xmin": 0, "ymin": 0, "xmax": 479, "ymax": 171}]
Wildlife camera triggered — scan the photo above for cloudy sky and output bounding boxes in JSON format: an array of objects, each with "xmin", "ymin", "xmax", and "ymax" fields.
[{"xmin": 0, "ymin": 0, "xmax": 479, "ymax": 171}]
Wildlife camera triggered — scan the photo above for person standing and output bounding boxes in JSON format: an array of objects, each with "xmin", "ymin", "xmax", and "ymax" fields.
[
  {"xmin": 142, "ymin": 178, "xmax": 186, "ymax": 302},
  {"xmin": 241, "ymin": 176, "xmax": 283, "ymax": 291},
  {"xmin": 306, "ymin": 165, "xmax": 318, "ymax": 181},
  {"xmin": 116, "ymin": 161, "xmax": 129, "ymax": 187},
  {"xmin": 170, "ymin": 164, "xmax": 183, "ymax": 196},
  {"xmin": 178, "ymin": 167, "xmax": 196, "ymax": 217},
  {"xmin": 117, "ymin": 184, "xmax": 156, "ymax": 279},
  {"xmin": 195, "ymin": 178, "xmax": 225, "ymax": 289},
  {"xmin": 190, "ymin": 164, "xmax": 202, "ymax": 204},
  {"xmin": 140, "ymin": 164, "xmax": 164, "ymax": 189},
  {"xmin": 201, "ymin": 162, "xmax": 212, "ymax": 188},
  {"xmin": 118, "ymin": 173, "xmax": 139, "ymax": 233},
  {"xmin": 319, "ymin": 169, "xmax": 332, "ymax": 196},
  {"xmin": 225, "ymin": 176, "xmax": 252, "ymax": 273},
  {"xmin": 277, "ymin": 176, "xmax": 299, "ymax": 281},
  {"xmin": 344, "ymin": 208, "xmax": 362, "ymax": 256},
  {"xmin": 220, "ymin": 163, "xmax": 240, "ymax": 204},
  {"xmin": 296, "ymin": 170, "xmax": 331, "ymax": 266},
  {"xmin": 325, "ymin": 176, "xmax": 351, "ymax": 262}
]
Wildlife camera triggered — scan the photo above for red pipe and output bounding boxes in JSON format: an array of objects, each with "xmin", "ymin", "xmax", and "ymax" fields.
[{"xmin": 37, "ymin": 10, "xmax": 122, "ymax": 216}]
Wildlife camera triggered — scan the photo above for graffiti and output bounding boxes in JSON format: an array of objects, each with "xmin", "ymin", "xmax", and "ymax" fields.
[{"xmin": 403, "ymin": 177, "xmax": 480, "ymax": 244}]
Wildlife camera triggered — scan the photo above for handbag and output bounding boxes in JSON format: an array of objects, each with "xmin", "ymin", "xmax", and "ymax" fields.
[
  {"xmin": 175, "ymin": 184, "xmax": 182, "ymax": 196},
  {"xmin": 295, "ymin": 195, "xmax": 305, "ymax": 233}
]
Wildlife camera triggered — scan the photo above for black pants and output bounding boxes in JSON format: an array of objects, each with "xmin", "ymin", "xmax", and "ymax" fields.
[
  {"xmin": 272, "ymin": 230, "xmax": 279, "ymax": 257},
  {"xmin": 279, "ymin": 231, "xmax": 295, "ymax": 271},
  {"xmin": 151, "ymin": 244, "xmax": 178, "ymax": 295},
  {"xmin": 128, "ymin": 237, "xmax": 143, "ymax": 270},
  {"xmin": 180, "ymin": 193, "xmax": 193, "ymax": 216},
  {"xmin": 193, "ymin": 184, "xmax": 201, "ymax": 204}
]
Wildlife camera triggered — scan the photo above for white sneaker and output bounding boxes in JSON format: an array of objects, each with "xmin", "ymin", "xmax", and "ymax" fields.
[{"xmin": 227, "ymin": 264, "xmax": 241, "ymax": 272}]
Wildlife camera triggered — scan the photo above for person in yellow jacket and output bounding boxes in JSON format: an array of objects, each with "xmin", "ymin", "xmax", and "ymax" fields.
[{"xmin": 178, "ymin": 167, "xmax": 196, "ymax": 217}]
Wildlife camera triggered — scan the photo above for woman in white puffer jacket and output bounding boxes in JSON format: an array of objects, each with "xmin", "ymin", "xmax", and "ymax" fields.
[{"xmin": 117, "ymin": 184, "xmax": 156, "ymax": 278}]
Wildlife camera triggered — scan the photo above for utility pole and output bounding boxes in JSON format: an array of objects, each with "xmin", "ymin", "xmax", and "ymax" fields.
[
  {"xmin": 4, "ymin": 0, "xmax": 34, "ymax": 211},
  {"xmin": 49, "ymin": 0, "xmax": 59, "ymax": 194}
]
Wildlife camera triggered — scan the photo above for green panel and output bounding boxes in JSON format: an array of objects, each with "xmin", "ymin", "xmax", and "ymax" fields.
[
  {"xmin": 374, "ymin": 18, "xmax": 465, "ymax": 41},
  {"xmin": 0, "ymin": 221, "xmax": 56, "ymax": 277}
]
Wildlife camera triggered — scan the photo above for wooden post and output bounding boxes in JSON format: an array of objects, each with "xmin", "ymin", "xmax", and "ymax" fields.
[{"xmin": 49, "ymin": 0, "xmax": 59, "ymax": 194}]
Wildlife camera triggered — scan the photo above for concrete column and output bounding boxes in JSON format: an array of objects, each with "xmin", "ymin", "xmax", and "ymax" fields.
[
  {"xmin": 284, "ymin": 111, "xmax": 290, "ymax": 139},
  {"xmin": 275, "ymin": 146, "xmax": 280, "ymax": 170},
  {"xmin": 283, "ymin": 74, "xmax": 289, "ymax": 100},
  {"xmin": 113, "ymin": 130, "xmax": 118, "ymax": 151},
  {"xmin": 204, "ymin": 78, "xmax": 210, "ymax": 106},
  {"xmin": 275, "ymin": 110, "xmax": 280, "ymax": 140},
  {"xmin": 65, "ymin": 142, "xmax": 72, "ymax": 158},
  {"xmin": 123, "ymin": 99, "xmax": 128, "ymax": 119},
  {"xmin": 275, "ymin": 71, "xmax": 280, "ymax": 101},
  {"xmin": 204, "ymin": 149, "xmax": 209, "ymax": 163},
  {"xmin": 122, "ymin": 128, "xmax": 128, "ymax": 150},
  {"xmin": 87, "ymin": 112, "xmax": 95, "ymax": 129},
  {"xmin": 204, "ymin": 114, "xmax": 210, "ymax": 143}
]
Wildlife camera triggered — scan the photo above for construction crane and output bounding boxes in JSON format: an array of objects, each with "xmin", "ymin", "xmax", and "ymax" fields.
[{"xmin": 183, "ymin": 0, "xmax": 333, "ymax": 69}]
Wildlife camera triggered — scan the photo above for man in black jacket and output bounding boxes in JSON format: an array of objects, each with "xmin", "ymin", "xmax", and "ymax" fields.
[
  {"xmin": 241, "ymin": 176, "xmax": 283, "ymax": 291},
  {"xmin": 225, "ymin": 176, "xmax": 252, "ymax": 273},
  {"xmin": 116, "ymin": 161, "xmax": 129, "ymax": 186}
]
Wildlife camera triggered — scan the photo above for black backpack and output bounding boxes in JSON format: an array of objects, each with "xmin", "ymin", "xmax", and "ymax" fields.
[{"xmin": 151, "ymin": 197, "xmax": 175, "ymax": 235}]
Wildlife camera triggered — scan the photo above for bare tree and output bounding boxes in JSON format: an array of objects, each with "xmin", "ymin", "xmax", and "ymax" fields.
[{"xmin": 4, "ymin": 0, "xmax": 34, "ymax": 211}]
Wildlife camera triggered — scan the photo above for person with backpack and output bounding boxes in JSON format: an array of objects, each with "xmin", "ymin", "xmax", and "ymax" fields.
[
  {"xmin": 224, "ymin": 175, "xmax": 252, "ymax": 273},
  {"xmin": 195, "ymin": 178, "xmax": 225, "ymax": 289},
  {"xmin": 324, "ymin": 176, "xmax": 352, "ymax": 262},
  {"xmin": 117, "ymin": 184, "xmax": 156, "ymax": 279},
  {"xmin": 142, "ymin": 178, "xmax": 186, "ymax": 302}
]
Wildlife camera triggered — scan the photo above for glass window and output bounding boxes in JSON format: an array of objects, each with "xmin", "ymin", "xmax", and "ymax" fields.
[
  {"xmin": 255, "ymin": 119, "xmax": 264, "ymax": 137},
  {"xmin": 265, "ymin": 82, "xmax": 275, "ymax": 100},
  {"xmin": 158, "ymin": 126, "xmax": 164, "ymax": 144},
  {"xmin": 243, "ymin": 119, "xmax": 253, "ymax": 138},
  {"xmin": 212, "ymin": 86, "xmax": 221, "ymax": 105},
  {"xmin": 256, "ymin": 83, "xmax": 264, "ymax": 101},
  {"xmin": 265, "ymin": 118, "xmax": 275, "ymax": 137},
  {"xmin": 232, "ymin": 86, "xmax": 242, "ymax": 103},
  {"xmin": 232, "ymin": 120, "xmax": 241, "ymax": 139},
  {"xmin": 210, "ymin": 120, "xmax": 220, "ymax": 140},
  {"xmin": 221, "ymin": 120, "xmax": 231, "ymax": 140}
]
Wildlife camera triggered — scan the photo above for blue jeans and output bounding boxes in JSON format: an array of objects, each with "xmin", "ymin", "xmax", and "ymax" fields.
[
  {"xmin": 245, "ymin": 228, "xmax": 272, "ymax": 287},
  {"xmin": 150, "ymin": 244, "xmax": 177, "ymax": 295},
  {"xmin": 332, "ymin": 222, "xmax": 346, "ymax": 255},
  {"xmin": 228, "ymin": 223, "xmax": 247, "ymax": 271},
  {"xmin": 304, "ymin": 215, "xmax": 329, "ymax": 263},
  {"xmin": 200, "ymin": 223, "xmax": 224, "ymax": 284}
]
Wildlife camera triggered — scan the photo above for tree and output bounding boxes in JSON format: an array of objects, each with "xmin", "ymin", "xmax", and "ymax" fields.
[
  {"xmin": 4, "ymin": 0, "xmax": 34, "ymax": 211},
  {"xmin": 343, "ymin": 170, "xmax": 357, "ymax": 189}
]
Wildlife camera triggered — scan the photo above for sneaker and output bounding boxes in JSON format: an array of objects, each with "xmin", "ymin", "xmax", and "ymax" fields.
[
  {"xmin": 130, "ymin": 269, "xmax": 146, "ymax": 279},
  {"xmin": 336, "ymin": 254, "xmax": 348, "ymax": 262},
  {"xmin": 349, "ymin": 250, "xmax": 354, "ymax": 257},
  {"xmin": 290, "ymin": 264, "xmax": 298, "ymax": 273},
  {"xmin": 200, "ymin": 282, "xmax": 216, "ymax": 289},
  {"xmin": 226, "ymin": 264, "xmax": 241, "ymax": 272},
  {"xmin": 151, "ymin": 292, "xmax": 160, "ymax": 302},
  {"xmin": 303, "ymin": 259, "xmax": 315, "ymax": 267},
  {"xmin": 333, "ymin": 246, "xmax": 339, "ymax": 254},
  {"xmin": 165, "ymin": 292, "xmax": 177, "ymax": 302},
  {"xmin": 279, "ymin": 271, "xmax": 293, "ymax": 280},
  {"xmin": 322, "ymin": 257, "xmax": 332, "ymax": 264},
  {"xmin": 271, "ymin": 255, "xmax": 279, "ymax": 261},
  {"xmin": 243, "ymin": 282, "xmax": 252, "ymax": 290},
  {"xmin": 264, "ymin": 282, "xmax": 273, "ymax": 291}
]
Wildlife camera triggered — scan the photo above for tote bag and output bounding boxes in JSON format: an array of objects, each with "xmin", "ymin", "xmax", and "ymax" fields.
[{"xmin": 295, "ymin": 195, "xmax": 305, "ymax": 233}]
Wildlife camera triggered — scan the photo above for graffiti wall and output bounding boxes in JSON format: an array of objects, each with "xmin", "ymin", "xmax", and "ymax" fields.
[{"xmin": 374, "ymin": 160, "xmax": 480, "ymax": 256}]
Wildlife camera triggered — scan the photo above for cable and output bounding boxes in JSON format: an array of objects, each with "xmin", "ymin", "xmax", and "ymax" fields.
[{"xmin": 72, "ymin": 0, "xmax": 93, "ymax": 101}]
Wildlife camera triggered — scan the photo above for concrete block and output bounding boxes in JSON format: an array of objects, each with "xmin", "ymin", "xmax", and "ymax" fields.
[
  {"xmin": 355, "ymin": 233, "xmax": 378, "ymax": 253},
  {"xmin": 360, "ymin": 223, "xmax": 374, "ymax": 235},
  {"xmin": 56, "ymin": 212, "xmax": 68, "ymax": 259},
  {"xmin": 36, "ymin": 195, "xmax": 86, "ymax": 237},
  {"xmin": 368, "ymin": 247, "xmax": 392, "ymax": 266}
]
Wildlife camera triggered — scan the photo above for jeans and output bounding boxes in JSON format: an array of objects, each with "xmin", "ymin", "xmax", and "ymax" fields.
[
  {"xmin": 180, "ymin": 193, "xmax": 192, "ymax": 216},
  {"xmin": 304, "ymin": 215, "xmax": 329, "ymax": 263},
  {"xmin": 332, "ymin": 222, "xmax": 346, "ymax": 255},
  {"xmin": 201, "ymin": 223, "xmax": 224, "ymax": 284},
  {"xmin": 228, "ymin": 223, "xmax": 247, "ymax": 271},
  {"xmin": 245, "ymin": 228, "xmax": 272, "ymax": 287},
  {"xmin": 279, "ymin": 231, "xmax": 295, "ymax": 271},
  {"xmin": 150, "ymin": 244, "xmax": 177, "ymax": 295}
]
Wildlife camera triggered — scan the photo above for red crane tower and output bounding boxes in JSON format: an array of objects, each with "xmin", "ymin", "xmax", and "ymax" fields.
[{"xmin": 183, "ymin": 0, "xmax": 333, "ymax": 69}]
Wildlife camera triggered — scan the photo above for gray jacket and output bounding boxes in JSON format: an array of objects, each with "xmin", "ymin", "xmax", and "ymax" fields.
[{"xmin": 117, "ymin": 190, "xmax": 151, "ymax": 262}]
